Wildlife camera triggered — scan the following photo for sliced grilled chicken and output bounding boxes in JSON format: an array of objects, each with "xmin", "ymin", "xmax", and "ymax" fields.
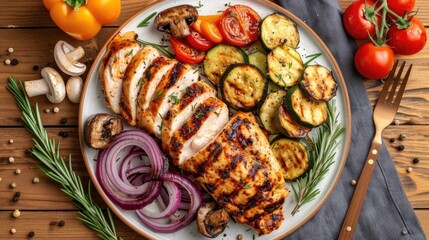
[
  {"xmin": 169, "ymin": 97, "xmax": 229, "ymax": 166},
  {"xmin": 99, "ymin": 31, "xmax": 141, "ymax": 114},
  {"xmin": 139, "ymin": 63, "xmax": 198, "ymax": 137},
  {"xmin": 182, "ymin": 112, "xmax": 289, "ymax": 235},
  {"xmin": 120, "ymin": 46, "xmax": 160, "ymax": 126},
  {"xmin": 161, "ymin": 81, "xmax": 216, "ymax": 152}
]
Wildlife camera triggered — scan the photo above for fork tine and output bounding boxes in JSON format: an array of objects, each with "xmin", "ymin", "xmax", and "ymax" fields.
[
  {"xmin": 377, "ymin": 61, "xmax": 398, "ymax": 105},
  {"xmin": 387, "ymin": 61, "xmax": 406, "ymax": 103},
  {"xmin": 393, "ymin": 64, "xmax": 412, "ymax": 107}
]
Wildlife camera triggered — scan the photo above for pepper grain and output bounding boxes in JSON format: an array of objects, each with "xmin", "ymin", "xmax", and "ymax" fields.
[
  {"xmin": 413, "ymin": 158, "xmax": 420, "ymax": 164},
  {"xmin": 28, "ymin": 231, "xmax": 35, "ymax": 238},
  {"xmin": 58, "ymin": 220, "xmax": 65, "ymax": 226},
  {"xmin": 397, "ymin": 145, "xmax": 405, "ymax": 151},
  {"xmin": 11, "ymin": 58, "xmax": 19, "ymax": 65}
]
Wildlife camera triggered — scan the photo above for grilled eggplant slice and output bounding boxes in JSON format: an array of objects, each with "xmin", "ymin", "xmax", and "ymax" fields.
[
  {"xmin": 300, "ymin": 65, "xmax": 337, "ymax": 102},
  {"xmin": 271, "ymin": 138, "xmax": 309, "ymax": 180},
  {"xmin": 284, "ymin": 85, "xmax": 328, "ymax": 128},
  {"xmin": 203, "ymin": 44, "xmax": 248, "ymax": 86},
  {"xmin": 221, "ymin": 64, "xmax": 268, "ymax": 111},
  {"xmin": 277, "ymin": 102, "xmax": 311, "ymax": 138},
  {"xmin": 259, "ymin": 13, "xmax": 300, "ymax": 51},
  {"xmin": 259, "ymin": 90, "xmax": 286, "ymax": 134},
  {"xmin": 267, "ymin": 43, "xmax": 304, "ymax": 87}
]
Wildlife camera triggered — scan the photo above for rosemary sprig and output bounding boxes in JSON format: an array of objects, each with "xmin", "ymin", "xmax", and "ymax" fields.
[
  {"xmin": 7, "ymin": 77, "xmax": 121, "ymax": 240},
  {"xmin": 303, "ymin": 53, "xmax": 322, "ymax": 66},
  {"xmin": 137, "ymin": 11, "xmax": 157, "ymax": 28},
  {"xmin": 137, "ymin": 39, "xmax": 174, "ymax": 58},
  {"xmin": 291, "ymin": 100, "xmax": 344, "ymax": 216}
]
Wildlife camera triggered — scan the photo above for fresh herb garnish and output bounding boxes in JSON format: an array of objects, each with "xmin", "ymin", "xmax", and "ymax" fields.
[
  {"xmin": 195, "ymin": 1, "xmax": 203, "ymax": 8},
  {"xmin": 304, "ymin": 53, "xmax": 322, "ymax": 66},
  {"xmin": 125, "ymin": 49, "xmax": 133, "ymax": 57},
  {"xmin": 7, "ymin": 77, "xmax": 121, "ymax": 240},
  {"xmin": 157, "ymin": 113, "xmax": 164, "ymax": 132},
  {"xmin": 153, "ymin": 90, "xmax": 165, "ymax": 100},
  {"xmin": 136, "ymin": 77, "xmax": 143, "ymax": 88},
  {"xmin": 290, "ymin": 100, "xmax": 344, "ymax": 215},
  {"xmin": 168, "ymin": 94, "xmax": 180, "ymax": 104},
  {"xmin": 137, "ymin": 11, "xmax": 157, "ymax": 28},
  {"xmin": 137, "ymin": 39, "xmax": 174, "ymax": 58},
  {"xmin": 243, "ymin": 184, "xmax": 252, "ymax": 189},
  {"xmin": 288, "ymin": 61, "xmax": 292, "ymax": 69},
  {"xmin": 194, "ymin": 109, "xmax": 204, "ymax": 119}
]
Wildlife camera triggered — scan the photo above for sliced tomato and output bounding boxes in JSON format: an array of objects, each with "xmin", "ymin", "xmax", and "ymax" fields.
[
  {"xmin": 201, "ymin": 21, "xmax": 223, "ymax": 43},
  {"xmin": 218, "ymin": 4, "xmax": 262, "ymax": 47},
  {"xmin": 185, "ymin": 29, "xmax": 214, "ymax": 52},
  {"xmin": 170, "ymin": 36, "xmax": 205, "ymax": 64}
]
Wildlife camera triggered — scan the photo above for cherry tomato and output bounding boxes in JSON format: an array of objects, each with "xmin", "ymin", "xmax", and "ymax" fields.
[
  {"xmin": 170, "ymin": 36, "xmax": 205, "ymax": 64},
  {"xmin": 218, "ymin": 5, "xmax": 262, "ymax": 47},
  {"xmin": 386, "ymin": 0, "xmax": 415, "ymax": 17},
  {"xmin": 185, "ymin": 29, "xmax": 214, "ymax": 52},
  {"xmin": 354, "ymin": 42, "xmax": 396, "ymax": 79},
  {"xmin": 387, "ymin": 17, "xmax": 427, "ymax": 55},
  {"xmin": 343, "ymin": 0, "xmax": 379, "ymax": 40},
  {"xmin": 201, "ymin": 21, "xmax": 223, "ymax": 43}
]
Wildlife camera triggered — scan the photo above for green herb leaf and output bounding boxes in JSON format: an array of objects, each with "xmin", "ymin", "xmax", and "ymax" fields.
[
  {"xmin": 136, "ymin": 77, "xmax": 143, "ymax": 88},
  {"xmin": 304, "ymin": 53, "xmax": 322, "ymax": 66},
  {"xmin": 137, "ymin": 12, "xmax": 157, "ymax": 28},
  {"xmin": 195, "ymin": 1, "xmax": 203, "ymax": 8},
  {"xmin": 7, "ymin": 77, "xmax": 121, "ymax": 240},
  {"xmin": 153, "ymin": 91, "xmax": 165, "ymax": 100},
  {"xmin": 137, "ymin": 39, "xmax": 174, "ymax": 58},
  {"xmin": 168, "ymin": 94, "xmax": 180, "ymax": 104},
  {"xmin": 290, "ymin": 100, "xmax": 344, "ymax": 216},
  {"xmin": 125, "ymin": 49, "xmax": 133, "ymax": 58}
]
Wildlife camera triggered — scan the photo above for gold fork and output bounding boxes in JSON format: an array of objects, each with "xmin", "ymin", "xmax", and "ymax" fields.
[{"xmin": 338, "ymin": 61, "xmax": 413, "ymax": 240}]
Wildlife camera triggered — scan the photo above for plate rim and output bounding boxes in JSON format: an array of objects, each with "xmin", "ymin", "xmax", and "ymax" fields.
[{"xmin": 78, "ymin": 0, "xmax": 352, "ymax": 239}]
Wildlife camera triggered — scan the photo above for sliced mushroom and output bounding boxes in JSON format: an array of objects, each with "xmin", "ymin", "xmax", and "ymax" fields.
[
  {"xmin": 197, "ymin": 202, "xmax": 230, "ymax": 238},
  {"xmin": 84, "ymin": 114, "xmax": 123, "ymax": 149},
  {"xmin": 24, "ymin": 67, "xmax": 66, "ymax": 103},
  {"xmin": 66, "ymin": 76, "xmax": 83, "ymax": 103},
  {"xmin": 54, "ymin": 40, "xmax": 87, "ymax": 76},
  {"xmin": 154, "ymin": 5, "xmax": 199, "ymax": 38}
]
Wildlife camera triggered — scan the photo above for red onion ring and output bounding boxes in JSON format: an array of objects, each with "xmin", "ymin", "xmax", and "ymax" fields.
[{"xmin": 139, "ymin": 181, "xmax": 181, "ymax": 219}]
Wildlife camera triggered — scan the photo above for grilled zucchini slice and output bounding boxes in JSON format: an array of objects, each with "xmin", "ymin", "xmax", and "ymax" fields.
[
  {"xmin": 259, "ymin": 13, "xmax": 300, "ymax": 51},
  {"xmin": 221, "ymin": 64, "xmax": 267, "ymax": 111},
  {"xmin": 271, "ymin": 138, "xmax": 309, "ymax": 180},
  {"xmin": 259, "ymin": 90, "xmax": 286, "ymax": 134},
  {"xmin": 285, "ymin": 85, "xmax": 328, "ymax": 128},
  {"xmin": 300, "ymin": 65, "xmax": 337, "ymax": 102},
  {"xmin": 267, "ymin": 43, "xmax": 304, "ymax": 87},
  {"xmin": 249, "ymin": 51, "xmax": 268, "ymax": 75},
  {"xmin": 203, "ymin": 44, "xmax": 248, "ymax": 86},
  {"xmin": 277, "ymin": 102, "xmax": 311, "ymax": 138}
]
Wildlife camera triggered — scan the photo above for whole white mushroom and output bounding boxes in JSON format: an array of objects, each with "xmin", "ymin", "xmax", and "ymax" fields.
[
  {"xmin": 24, "ymin": 67, "xmax": 66, "ymax": 104},
  {"xmin": 66, "ymin": 76, "xmax": 83, "ymax": 103}
]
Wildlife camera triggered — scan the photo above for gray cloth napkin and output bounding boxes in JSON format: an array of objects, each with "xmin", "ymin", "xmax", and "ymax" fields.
[{"xmin": 276, "ymin": 0, "xmax": 426, "ymax": 239}]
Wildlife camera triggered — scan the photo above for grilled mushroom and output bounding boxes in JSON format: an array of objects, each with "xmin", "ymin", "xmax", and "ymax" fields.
[
  {"xmin": 84, "ymin": 114, "xmax": 123, "ymax": 149},
  {"xmin": 154, "ymin": 5, "xmax": 198, "ymax": 38},
  {"xmin": 197, "ymin": 202, "xmax": 230, "ymax": 238}
]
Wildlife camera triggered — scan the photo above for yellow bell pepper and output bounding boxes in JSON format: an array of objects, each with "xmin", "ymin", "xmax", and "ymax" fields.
[{"xmin": 43, "ymin": 0, "xmax": 121, "ymax": 40}]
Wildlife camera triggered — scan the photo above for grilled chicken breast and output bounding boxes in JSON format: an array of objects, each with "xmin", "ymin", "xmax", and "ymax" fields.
[
  {"xmin": 100, "ymin": 31, "xmax": 141, "ymax": 114},
  {"xmin": 139, "ymin": 62, "xmax": 198, "ymax": 137},
  {"xmin": 168, "ymin": 97, "xmax": 229, "ymax": 166},
  {"xmin": 161, "ymin": 81, "xmax": 216, "ymax": 152},
  {"xmin": 136, "ymin": 56, "xmax": 177, "ymax": 127},
  {"xmin": 120, "ymin": 45, "xmax": 160, "ymax": 126},
  {"xmin": 182, "ymin": 112, "xmax": 289, "ymax": 235}
]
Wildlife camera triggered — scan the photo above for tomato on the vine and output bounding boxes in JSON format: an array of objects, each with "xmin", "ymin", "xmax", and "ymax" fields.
[
  {"xmin": 387, "ymin": 17, "xmax": 427, "ymax": 55},
  {"xmin": 354, "ymin": 42, "xmax": 396, "ymax": 79},
  {"xmin": 218, "ymin": 4, "xmax": 261, "ymax": 47},
  {"xmin": 170, "ymin": 36, "xmax": 205, "ymax": 64},
  {"xmin": 386, "ymin": 0, "xmax": 415, "ymax": 17},
  {"xmin": 185, "ymin": 29, "xmax": 214, "ymax": 52},
  {"xmin": 342, "ymin": 0, "xmax": 379, "ymax": 40}
]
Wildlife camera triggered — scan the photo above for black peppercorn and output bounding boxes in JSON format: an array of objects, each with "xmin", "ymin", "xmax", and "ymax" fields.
[
  {"xmin": 13, "ymin": 196, "xmax": 20, "ymax": 202},
  {"xmin": 62, "ymin": 132, "xmax": 69, "ymax": 138},
  {"xmin": 59, "ymin": 131, "xmax": 64, "ymax": 136},
  {"xmin": 25, "ymin": 148, "xmax": 32, "ymax": 155},
  {"xmin": 60, "ymin": 118, "xmax": 67, "ymax": 125},
  {"xmin": 11, "ymin": 58, "xmax": 19, "ymax": 65},
  {"xmin": 58, "ymin": 220, "xmax": 65, "ymax": 226},
  {"xmin": 389, "ymin": 138, "xmax": 395, "ymax": 143},
  {"xmin": 397, "ymin": 145, "xmax": 405, "ymax": 151},
  {"xmin": 32, "ymin": 65, "xmax": 39, "ymax": 71},
  {"xmin": 14, "ymin": 192, "xmax": 21, "ymax": 197},
  {"xmin": 413, "ymin": 158, "xmax": 420, "ymax": 164},
  {"xmin": 28, "ymin": 231, "xmax": 35, "ymax": 237}
]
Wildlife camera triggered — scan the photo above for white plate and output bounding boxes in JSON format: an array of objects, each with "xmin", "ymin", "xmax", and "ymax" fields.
[{"xmin": 79, "ymin": 0, "xmax": 351, "ymax": 239}]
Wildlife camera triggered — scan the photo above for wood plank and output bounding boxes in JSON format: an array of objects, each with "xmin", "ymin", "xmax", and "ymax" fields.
[
  {"xmin": 0, "ymin": 0, "xmax": 158, "ymax": 28},
  {"xmin": 339, "ymin": 0, "xmax": 429, "ymax": 25},
  {"xmin": 1, "ymin": 124, "xmax": 428, "ymax": 210},
  {"xmin": 1, "ymin": 28, "xmax": 429, "ymax": 127},
  {"xmin": 416, "ymin": 209, "xmax": 429, "ymax": 237},
  {"xmin": 0, "ymin": 211, "xmax": 141, "ymax": 239}
]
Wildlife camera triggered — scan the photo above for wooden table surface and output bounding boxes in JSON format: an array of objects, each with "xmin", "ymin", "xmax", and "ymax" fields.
[{"xmin": 0, "ymin": 0, "xmax": 428, "ymax": 239}]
